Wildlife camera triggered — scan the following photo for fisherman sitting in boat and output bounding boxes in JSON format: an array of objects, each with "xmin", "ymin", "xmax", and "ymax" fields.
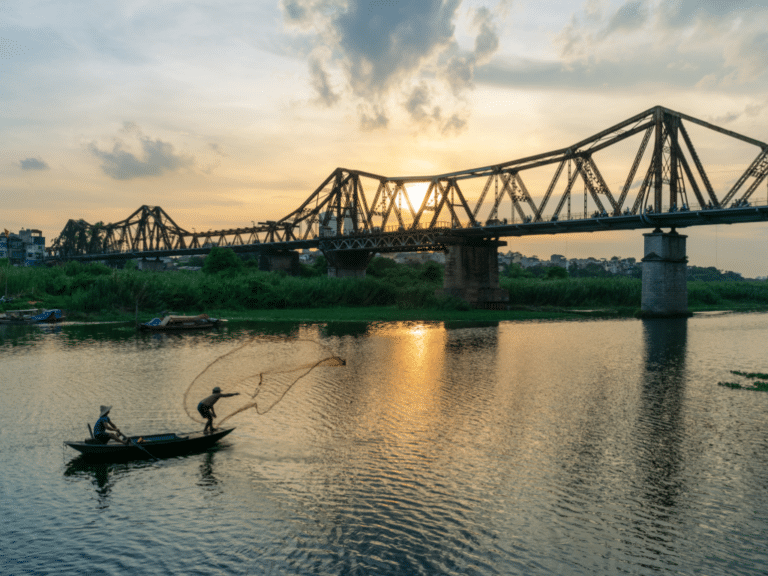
[
  {"xmin": 94, "ymin": 406, "xmax": 131, "ymax": 445},
  {"xmin": 198, "ymin": 387, "xmax": 240, "ymax": 434}
]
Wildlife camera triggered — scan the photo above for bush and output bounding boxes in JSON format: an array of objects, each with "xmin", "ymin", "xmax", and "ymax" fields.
[
  {"xmin": 367, "ymin": 256, "xmax": 400, "ymax": 277},
  {"xmin": 503, "ymin": 263, "xmax": 532, "ymax": 278},
  {"xmin": 546, "ymin": 266, "xmax": 568, "ymax": 280},
  {"xmin": 203, "ymin": 246, "xmax": 243, "ymax": 274},
  {"xmin": 419, "ymin": 261, "xmax": 443, "ymax": 284},
  {"xmin": 501, "ymin": 276, "xmax": 642, "ymax": 307},
  {"xmin": 436, "ymin": 295, "xmax": 471, "ymax": 311}
]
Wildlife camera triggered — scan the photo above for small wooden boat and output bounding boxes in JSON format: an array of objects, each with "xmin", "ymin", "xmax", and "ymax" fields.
[
  {"xmin": 138, "ymin": 313, "xmax": 223, "ymax": 331},
  {"xmin": 0, "ymin": 308, "xmax": 63, "ymax": 324},
  {"xmin": 64, "ymin": 427, "xmax": 235, "ymax": 461}
]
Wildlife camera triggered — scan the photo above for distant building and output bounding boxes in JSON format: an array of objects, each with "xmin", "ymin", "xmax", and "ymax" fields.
[
  {"xmin": 0, "ymin": 228, "xmax": 45, "ymax": 266},
  {"xmin": 550, "ymin": 254, "xmax": 568, "ymax": 267}
]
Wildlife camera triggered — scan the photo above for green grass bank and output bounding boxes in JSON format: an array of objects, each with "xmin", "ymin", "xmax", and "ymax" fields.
[{"xmin": 1, "ymin": 254, "xmax": 767, "ymax": 323}]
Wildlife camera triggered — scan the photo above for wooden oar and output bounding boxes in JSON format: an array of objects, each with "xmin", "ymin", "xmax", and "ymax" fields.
[{"xmin": 123, "ymin": 434, "xmax": 158, "ymax": 460}]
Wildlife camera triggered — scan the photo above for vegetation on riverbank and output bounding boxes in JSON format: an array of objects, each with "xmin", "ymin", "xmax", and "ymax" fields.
[
  {"xmin": 719, "ymin": 371, "xmax": 768, "ymax": 391},
  {"xmin": 1, "ymin": 248, "xmax": 767, "ymax": 323}
]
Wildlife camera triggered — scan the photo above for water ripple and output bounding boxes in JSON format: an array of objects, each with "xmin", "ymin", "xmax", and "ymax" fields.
[{"xmin": 3, "ymin": 316, "xmax": 768, "ymax": 574}]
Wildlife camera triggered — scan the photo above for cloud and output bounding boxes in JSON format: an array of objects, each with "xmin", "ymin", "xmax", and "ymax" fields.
[
  {"xmin": 401, "ymin": 82, "xmax": 468, "ymax": 135},
  {"xmin": 441, "ymin": 113, "xmax": 467, "ymax": 135},
  {"xmin": 281, "ymin": 0, "xmax": 310, "ymax": 24},
  {"xmin": 474, "ymin": 7, "xmax": 500, "ymax": 62},
  {"xmin": 209, "ymin": 143, "xmax": 227, "ymax": 157},
  {"xmin": 657, "ymin": 0, "xmax": 761, "ymax": 29},
  {"xmin": 280, "ymin": 0, "xmax": 502, "ymax": 132},
  {"xmin": 88, "ymin": 123, "xmax": 193, "ymax": 180},
  {"xmin": 711, "ymin": 99, "xmax": 768, "ymax": 125},
  {"xmin": 358, "ymin": 104, "xmax": 388, "ymax": 131},
  {"xmin": 605, "ymin": 1, "xmax": 647, "ymax": 35},
  {"xmin": 404, "ymin": 83, "xmax": 439, "ymax": 123},
  {"xmin": 20, "ymin": 157, "xmax": 49, "ymax": 170},
  {"xmin": 404, "ymin": 83, "xmax": 430, "ymax": 122},
  {"xmin": 476, "ymin": 55, "xmax": 707, "ymax": 91},
  {"xmin": 711, "ymin": 111, "xmax": 741, "ymax": 124},
  {"xmin": 552, "ymin": 0, "xmax": 768, "ymax": 90},
  {"xmin": 723, "ymin": 30, "xmax": 768, "ymax": 82},
  {"xmin": 443, "ymin": 54, "xmax": 475, "ymax": 95},
  {"xmin": 441, "ymin": 7, "xmax": 500, "ymax": 97},
  {"xmin": 556, "ymin": 14, "xmax": 589, "ymax": 62},
  {"xmin": 309, "ymin": 57, "xmax": 340, "ymax": 107},
  {"xmin": 0, "ymin": 36, "xmax": 28, "ymax": 60},
  {"xmin": 583, "ymin": 0, "xmax": 604, "ymax": 22},
  {"xmin": 558, "ymin": 0, "xmax": 650, "ymax": 61},
  {"xmin": 332, "ymin": 0, "xmax": 461, "ymax": 98}
]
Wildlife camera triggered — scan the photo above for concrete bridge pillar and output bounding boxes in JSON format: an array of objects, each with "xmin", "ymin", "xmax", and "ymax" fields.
[
  {"xmin": 259, "ymin": 250, "xmax": 300, "ymax": 275},
  {"xmin": 437, "ymin": 238, "xmax": 509, "ymax": 307},
  {"xmin": 641, "ymin": 229, "xmax": 690, "ymax": 317},
  {"xmin": 324, "ymin": 250, "xmax": 374, "ymax": 278},
  {"xmin": 137, "ymin": 258, "xmax": 166, "ymax": 271}
]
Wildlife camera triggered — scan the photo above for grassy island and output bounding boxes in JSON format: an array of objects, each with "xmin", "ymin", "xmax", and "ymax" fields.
[{"xmin": 1, "ymin": 248, "xmax": 767, "ymax": 324}]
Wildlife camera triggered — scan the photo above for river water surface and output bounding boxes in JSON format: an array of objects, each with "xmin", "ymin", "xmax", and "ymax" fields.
[{"xmin": 2, "ymin": 313, "xmax": 768, "ymax": 575}]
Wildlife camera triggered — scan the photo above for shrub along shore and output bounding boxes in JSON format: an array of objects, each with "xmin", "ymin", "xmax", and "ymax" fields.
[{"xmin": 1, "ymin": 249, "xmax": 767, "ymax": 323}]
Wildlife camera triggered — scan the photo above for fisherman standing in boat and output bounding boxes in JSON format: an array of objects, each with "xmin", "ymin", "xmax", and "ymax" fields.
[
  {"xmin": 94, "ymin": 406, "xmax": 130, "ymax": 445},
  {"xmin": 198, "ymin": 387, "xmax": 240, "ymax": 433}
]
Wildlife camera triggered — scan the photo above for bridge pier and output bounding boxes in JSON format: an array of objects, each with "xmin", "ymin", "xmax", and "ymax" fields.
[
  {"xmin": 259, "ymin": 250, "xmax": 300, "ymax": 275},
  {"xmin": 437, "ymin": 238, "xmax": 509, "ymax": 308},
  {"xmin": 324, "ymin": 250, "xmax": 374, "ymax": 278},
  {"xmin": 641, "ymin": 229, "xmax": 691, "ymax": 318},
  {"xmin": 137, "ymin": 258, "xmax": 166, "ymax": 271}
]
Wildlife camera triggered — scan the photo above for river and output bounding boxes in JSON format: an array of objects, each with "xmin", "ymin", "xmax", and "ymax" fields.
[{"xmin": 2, "ymin": 313, "xmax": 767, "ymax": 575}]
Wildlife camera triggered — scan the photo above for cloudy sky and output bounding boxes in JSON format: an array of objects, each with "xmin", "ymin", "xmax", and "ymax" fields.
[{"xmin": 2, "ymin": 0, "xmax": 768, "ymax": 275}]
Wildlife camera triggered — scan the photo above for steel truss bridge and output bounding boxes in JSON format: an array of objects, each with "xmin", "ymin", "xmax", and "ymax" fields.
[{"xmin": 49, "ymin": 105, "xmax": 768, "ymax": 262}]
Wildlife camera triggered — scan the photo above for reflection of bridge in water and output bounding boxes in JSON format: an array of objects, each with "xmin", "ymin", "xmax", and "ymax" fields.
[{"xmin": 49, "ymin": 106, "xmax": 768, "ymax": 316}]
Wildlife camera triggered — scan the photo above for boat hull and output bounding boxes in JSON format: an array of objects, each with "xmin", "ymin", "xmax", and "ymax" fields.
[
  {"xmin": 64, "ymin": 427, "xmax": 235, "ymax": 461},
  {"xmin": 138, "ymin": 314, "xmax": 223, "ymax": 331},
  {"xmin": 0, "ymin": 309, "xmax": 63, "ymax": 324},
  {"xmin": 138, "ymin": 321, "xmax": 220, "ymax": 331}
]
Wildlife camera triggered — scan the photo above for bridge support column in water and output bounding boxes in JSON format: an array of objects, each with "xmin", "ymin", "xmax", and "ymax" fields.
[
  {"xmin": 258, "ymin": 250, "xmax": 300, "ymax": 275},
  {"xmin": 324, "ymin": 250, "xmax": 374, "ymax": 278},
  {"xmin": 641, "ymin": 229, "xmax": 690, "ymax": 318},
  {"xmin": 437, "ymin": 238, "xmax": 509, "ymax": 308}
]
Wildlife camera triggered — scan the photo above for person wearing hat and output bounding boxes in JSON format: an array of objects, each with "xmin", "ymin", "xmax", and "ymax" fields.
[
  {"xmin": 93, "ymin": 406, "xmax": 130, "ymax": 445},
  {"xmin": 197, "ymin": 387, "xmax": 240, "ymax": 433}
]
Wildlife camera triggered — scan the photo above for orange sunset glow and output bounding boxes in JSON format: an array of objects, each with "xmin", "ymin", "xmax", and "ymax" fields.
[{"xmin": 2, "ymin": 1, "xmax": 768, "ymax": 275}]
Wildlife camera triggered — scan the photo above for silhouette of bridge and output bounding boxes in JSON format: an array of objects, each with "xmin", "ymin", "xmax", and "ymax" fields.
[
  {"xmin": 50, "ymin": 105, "xmax": 768, "ymax": 260},
  {"xmin": 48, "ymin": 106, "xmax": 768, "ymax": 315}
]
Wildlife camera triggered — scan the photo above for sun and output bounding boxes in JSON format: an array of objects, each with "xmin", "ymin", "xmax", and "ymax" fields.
[{"xmin": 405, "ymin": 182, "xmax": 432, "ymax": 213}]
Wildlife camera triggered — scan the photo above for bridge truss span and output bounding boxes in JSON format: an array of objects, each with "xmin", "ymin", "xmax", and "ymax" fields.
[{"xmin": 49, "ymin": 106, "xmax": 768, "ymax": 261}]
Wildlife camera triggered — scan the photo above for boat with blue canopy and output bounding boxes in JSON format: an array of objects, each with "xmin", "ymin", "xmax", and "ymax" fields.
[{"xmin": 0, "ymin": 308, "xmax": 63, "ymax": 324}]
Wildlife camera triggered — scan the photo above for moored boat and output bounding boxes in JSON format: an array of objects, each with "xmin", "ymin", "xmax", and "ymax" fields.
[
  {"xmin": 0, "ymin": 308, "xmax": 63, "ymax": 324},
  {"xmin": 138, "ymin": 313, "xmax": 223, "ymax": 331},
  {"xmin": 64, "ymin": 427, "xmax": 235, "ymax": 461}
]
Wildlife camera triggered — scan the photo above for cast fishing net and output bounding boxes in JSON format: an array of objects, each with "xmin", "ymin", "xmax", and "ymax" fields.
[{"xmin": 183, "ymin": 336, "xmax": 345, "ymax": 425}]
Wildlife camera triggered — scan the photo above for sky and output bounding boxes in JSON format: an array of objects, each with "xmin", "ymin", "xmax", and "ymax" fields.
[{"xmin": 2, "ymin": 0, "xmax": 768, "ymax": 276}]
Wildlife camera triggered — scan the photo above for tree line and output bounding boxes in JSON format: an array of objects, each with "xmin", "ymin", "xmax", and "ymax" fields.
[{"xmin": 0, "ymin": 246, "xmax": 766, "ymax": 320}]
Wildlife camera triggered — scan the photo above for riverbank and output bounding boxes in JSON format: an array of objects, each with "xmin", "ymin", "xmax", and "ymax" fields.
[
  {"xmin": 50, "ymin": 303, "xmax": 768, "ymax": 326},
  {"xmin": 1, "ymin": 257, "xmax": 767, "ymax": 324}
]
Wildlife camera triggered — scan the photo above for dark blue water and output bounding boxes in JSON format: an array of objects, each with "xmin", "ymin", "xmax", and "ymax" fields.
[{"xmin": 2, "ymin": 314, "xmax": 768, "ymax": 575}]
